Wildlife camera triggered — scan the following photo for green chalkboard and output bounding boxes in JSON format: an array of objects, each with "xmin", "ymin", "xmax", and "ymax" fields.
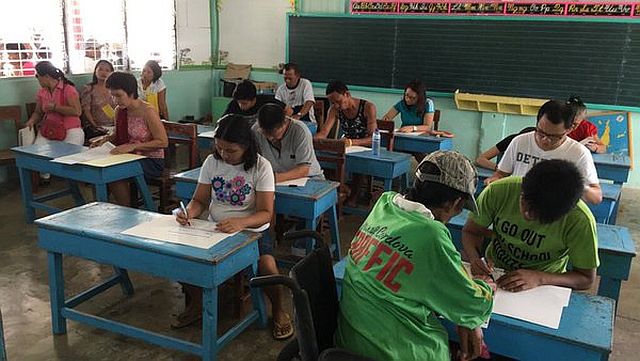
[{"xmin": 288, "ymin": 15, "xmax": 640, "ymax": 107}]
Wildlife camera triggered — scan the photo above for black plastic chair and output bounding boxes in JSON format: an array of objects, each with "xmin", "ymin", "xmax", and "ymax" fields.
[{"xmin": 250, "ymin": 230, "xmax": 373, "ymax": 361}]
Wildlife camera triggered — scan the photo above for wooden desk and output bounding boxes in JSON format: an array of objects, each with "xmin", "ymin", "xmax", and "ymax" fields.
[
  {"xmin": 333, "ymin": 259, "xmax": 613, "ymax": 361},
  {"xmin": 36, "ymin": 202, "xmax": 267, "ymax": 361},
  {"xmin": 592, "ymin": 153, "xmax": 631, "ymax": 185},
  {"xmin": 173, "ymin": 169, "xmax": 342, "ymax": 259},
  {"xmin": 12, "ymin": 142, "xmax": 154, "ymax": 223},
  {"xmin": 346, "ymin": 149, "xmax": 412, "ymax": 191},
  {"xmin": 392, "ymin": 133, "xmax": 453, "ymax": 154},
  {"xmin": 446, "ymin": 210, "xmax": 636, "ymax": 306}
]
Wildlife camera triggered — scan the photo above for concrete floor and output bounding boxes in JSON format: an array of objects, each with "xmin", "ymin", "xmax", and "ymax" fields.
[{"xmin": 1, "ymin": 179, "xmax": 639, "ymax": 361}]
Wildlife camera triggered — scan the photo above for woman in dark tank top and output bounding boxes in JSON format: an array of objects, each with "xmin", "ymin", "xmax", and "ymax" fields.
[{"xmin": 315, "ymin": 80, "xmax": 377, "ymax": 207}]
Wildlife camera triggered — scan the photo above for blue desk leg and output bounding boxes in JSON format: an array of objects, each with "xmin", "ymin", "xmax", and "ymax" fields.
[
  {"xmin": 17, "ymin": 166, "xmax": 35, "ymax": 223},
  {"xmin": 383, "ymin": 178, "xmax": 393, "ymax": 191},
  {"xmin": 47, "ymin": 252, "xmax": 67, "ymax": 335},
  {"xmin": 95, "ymin": 183, "xmax": 109, "ymax": 202},
  {"xmin": 202, "ymin": 287, "xmax": 219, "ymax": 361},
  {"xmin": 0, "ymin": 308, "xmax": 6, "ymax": 361},
  {"xmin": 133, "ymin": 175, "xmax": 156, "ymax": 211},
  {"xmin": 328, "ymin": 205, "xmax": 342, "ymax": 260},
  {"xmin": 305, "ymin": 218, "xmax": 319, "ymax": 254},
  {"xmin": 114, "ymin": 268, "xmax": 135, "ymax": 296},
  {"xmin": 598, "ymin": 277, "xmax": 621, "ymax": 310},
  {"xmin": 67, "ymin": 180, "xmax": 85, "ymax": 205},
  {"xmin": 249, "ymin": 261, "xmax": 268, "ymax": 328}
]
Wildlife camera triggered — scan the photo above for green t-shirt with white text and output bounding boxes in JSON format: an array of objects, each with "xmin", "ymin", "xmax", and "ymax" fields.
[
  {"xmin": 469, "ymin": 177, "xmax": 599, "ymax": 273},
  {"xmin": 335, "ymin": 192, "xmax": 493, "ymax": 361}
]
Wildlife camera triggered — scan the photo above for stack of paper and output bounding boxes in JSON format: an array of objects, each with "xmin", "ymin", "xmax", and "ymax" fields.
[
  {"xmin": 51, "ymin": 142, "xmax": 144, "ymax": 167},
  {"xmin": 345, "ymin": 145, "xmax": 371, "ymax": 154},
  {"xmin": 276, "ymin": 177, "xmax": 309, "ymax": 187},
  {"xmin": 121, "ymin": 215, "xmax": 238, "ymax": 249}
]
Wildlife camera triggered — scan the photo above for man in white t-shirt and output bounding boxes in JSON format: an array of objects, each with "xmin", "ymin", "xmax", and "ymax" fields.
[
  {"xmin": 485, "ymin": 100, "xmax": 602, "ymax": 204},
  {"xmin": 275, "ymin": 63, "xmax": 316, "ymax": 123}
]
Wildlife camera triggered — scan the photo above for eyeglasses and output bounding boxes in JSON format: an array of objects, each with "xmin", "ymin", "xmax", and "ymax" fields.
[{"xmin": 535, "ymin": 127, "xmax": 566, "ymax": 142}]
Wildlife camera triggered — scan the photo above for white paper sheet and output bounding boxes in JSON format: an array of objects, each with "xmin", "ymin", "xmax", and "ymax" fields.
[
  {"xmin": 461, "ymin": 262, "xmax": 571, "ymax": 329},
  {"xmin": 51, "ymin": 142, "xmax": 113, "ymax": 164},
  {"xmin": 276, "ymin": 177, "xmax": 309, "ymax": 187},
  {"xmin": 345, "ymin": 145, "xmax": 371, "ymax": 154},
  {"xmin": 199, "ymin": 131, "xmax": 216, "ymax": 139},
  {"xmin": 121, "ymin": 215, "xmax": 238, "ymax": 249},
  {"xmin": 395, "ymin": 131, "xmax": 426, "ymax": 136}
]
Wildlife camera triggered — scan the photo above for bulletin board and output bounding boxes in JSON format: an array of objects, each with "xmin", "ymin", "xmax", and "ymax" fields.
[{"xmin": 587, "ymin": 112, "xmax": 633, "ymax": 163}]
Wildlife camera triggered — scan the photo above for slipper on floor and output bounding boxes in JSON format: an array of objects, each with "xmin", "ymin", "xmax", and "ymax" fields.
[
  {"xmin": 273, "ymin": 314, "xmax": 294, "ymax": 340},
  {"xmin": 171, "ymin": 310, "xmax": 202, "ymax": 329}
]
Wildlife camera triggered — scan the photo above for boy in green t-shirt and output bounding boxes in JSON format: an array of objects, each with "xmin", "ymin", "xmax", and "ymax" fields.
[
  {"xmin": 335, "ymin": 151, "xmax": 495, "ymax": 361},
  {"xmin": 463, "ymin": 159, "xmax": 599, "ymax": 292}
]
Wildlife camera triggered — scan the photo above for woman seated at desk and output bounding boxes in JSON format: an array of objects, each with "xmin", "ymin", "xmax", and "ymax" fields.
[
  {"xmin": 173, "ymin": 115, "xmax": 293, "ymax": 339},
  {"xmin": 315, "ymin": 80, "xmax": 377, "ymax": 207},
  {"xmin": 382, "ymin": 79, "xmax": 435, "ymax": 133},
  {"xmin": 91, "ymin": 71, "xmax": 168, "ymax": 206}
]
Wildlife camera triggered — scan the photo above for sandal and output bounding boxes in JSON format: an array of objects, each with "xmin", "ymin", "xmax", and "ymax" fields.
[
  {"xmin": 171, "ymin": 308, "xmax": 202, "ymax": 329},
  {"xmin": 273, "ymin": 313, "xmax": 294, "ymax": 340}
]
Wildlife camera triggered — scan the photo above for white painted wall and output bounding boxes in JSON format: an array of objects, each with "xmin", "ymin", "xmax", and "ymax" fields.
[{"xmin": 218, "ymin": 0, "xmax": 291, "ymax": 69}]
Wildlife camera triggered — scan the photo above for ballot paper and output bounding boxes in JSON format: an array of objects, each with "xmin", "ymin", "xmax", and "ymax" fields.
[
  {"xmin": 462, "ymin": 262, "xmax": 571, "ymax": 329},
  {"xmin": 51, "ymin": 142, "xmax": 114, "ymax": 165},
  {"xmin": 199, "ymin": 130, "xmax": 216, "ymax": 138},
  {"xmin": 345, "ymin": 145, "xmax": 372, "ymax": 154},
  {"xmin": 276, "ymin": 177, "xmax": 309, "ymax": 187},
  {"xmin": 121, "ymin": 215, "xmax": 238, "ymax": 249}
]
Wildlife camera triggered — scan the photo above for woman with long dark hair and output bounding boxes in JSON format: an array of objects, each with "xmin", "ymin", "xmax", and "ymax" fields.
[
  {"xmin": 80, "ymin": 60, "xmax": 116, "ymax": 130},
  {"xmin": 382, "ymin": 79, "xmax": 435, "ymax": 133}
]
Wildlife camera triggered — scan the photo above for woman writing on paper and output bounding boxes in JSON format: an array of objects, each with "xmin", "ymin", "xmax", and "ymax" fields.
[
  {"xmin": 91, "ymin": 71, "xmax": 168, "ymax": 206},
  {"xmin": 80, "ymin": 60, "xmax": 117, "ymax": 133},
  {"xmin": 173, "ymin": 115, "xmax": 293, "ymax": 340}
]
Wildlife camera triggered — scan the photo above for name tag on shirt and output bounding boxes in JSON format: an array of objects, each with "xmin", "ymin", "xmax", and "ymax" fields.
[{"xmin": 102, "ymin": 104, "xmax": 115, "ymax": 119}]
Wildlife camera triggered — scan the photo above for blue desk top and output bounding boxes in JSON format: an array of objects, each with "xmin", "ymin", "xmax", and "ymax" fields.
[
  {"xmin": 394, "ymin": 133, "xmax": 451, "ymax": 143},
  {"xmin": 347, "ymin": 149, "xmax": 412, "ymax": 163},
  {"xmin": 592, "ymin": 153, "xmax": 631, "ymax": 168},
  {"xmin": 476, "ymin": 166, "xmax": 494, "ymax": 179},
  {"xmin": 12, "ymin": 141, "xmax": 86, "ymax": 159},
  {"xmin": 601, "ymin": 183, "xmax": 622, "ymax": 200},
  {"xmin": 197, "ymin": 124, "xmax": 216, "ymax": 134},
  {"xmin": 35, "ymin": 202, "xmax": 259, "ymax": 264},
  {"xmin": 173, "ymin": 168, "xmax": 339, "ymax": 200}
]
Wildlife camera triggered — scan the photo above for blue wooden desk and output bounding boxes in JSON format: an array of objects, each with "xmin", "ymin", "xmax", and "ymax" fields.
[
  {"xmin": 475, "ymin": 167, "xmax": 622, "ymax": 225},
  {"xmin": 392, "ymin": 133, "xmax": 454, "ymax": 154},
  {"xmin": 446, "ymin": 210, "xmax": 636, "ymax": 306},
  {"xmin": 333, "ymin": 259, "xmax": 613, "ymax": 361},
  {"xmin": 12, "ymin": 142, "xmax": 154, "ymax": 223},
  {"xmin": 346, "ymin": 149, "xmax": 412, "ymax": 191},
  {"xmin": 173, "ymin": 169, "xmax": 341, "ymax": 259},
  {"xmin": 36, "ymin": 202, "xmax": 266, "ymax": 361},
  {"xmin": 592, "ymin": 153, "xmax": 631, "ymax": 185}
]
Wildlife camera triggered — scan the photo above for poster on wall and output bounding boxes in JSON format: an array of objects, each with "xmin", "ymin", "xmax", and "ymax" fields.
[{"xmin": 588, "ymin": 112, "xmax": 633, "ymax": 164}]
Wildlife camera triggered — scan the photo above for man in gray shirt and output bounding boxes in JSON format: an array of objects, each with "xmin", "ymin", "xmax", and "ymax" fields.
[{"xmin": 253, "ymin": 103, "xmax": 323, "ymax": 182}]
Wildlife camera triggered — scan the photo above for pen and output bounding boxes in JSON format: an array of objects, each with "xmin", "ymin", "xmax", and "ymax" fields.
[{"xmin": 179, "ymin": 201, "xmax": 191, "ymax": 226}]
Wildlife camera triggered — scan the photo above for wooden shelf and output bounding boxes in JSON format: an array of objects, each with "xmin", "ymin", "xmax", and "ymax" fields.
[{"xmin": 454, "ymin": 91, "xmax": 547, "ymax": 116}]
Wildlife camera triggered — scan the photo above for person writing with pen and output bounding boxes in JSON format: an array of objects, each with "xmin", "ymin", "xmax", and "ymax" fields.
[
  {"xmin": 462, "ymin": 159, "xmax": 599, "ymax": 292},
  {"xmin": 172, "ymin": 114, "xmax": 293, "ymax": 340}
]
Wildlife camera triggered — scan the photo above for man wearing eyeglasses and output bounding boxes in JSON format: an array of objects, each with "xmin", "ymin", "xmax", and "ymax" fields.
[{"xmin": 485, "ymin": 100, "xmax": 602, "ymax": 204}]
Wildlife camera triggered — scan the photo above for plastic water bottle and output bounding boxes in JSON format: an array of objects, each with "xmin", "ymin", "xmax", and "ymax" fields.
[{"xmin": 372, "ymin": 128, "xmax": 381, "ymax": 156}]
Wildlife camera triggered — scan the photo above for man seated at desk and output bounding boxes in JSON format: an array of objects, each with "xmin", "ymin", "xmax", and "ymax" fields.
[
  {"xmin": 253, "ymin": 103, "xmax": 323, "ymax": 182},
  {"xmin": 336, "ymin": 151, "xmax": 494, "ymax": 361},
  {"xmin": 275, "ymin": 62, "xmax": 316, "ymax": 123},
  {"xmin": 224, "ymin": 80, "xmax": 290, "ymax": 124},
  {"xmin": 463, "ymin": 159, "xmax": 599, "ymax": 292},
  {"xmin": 485, "ymin": 100, "xmax": 602, "ymax": 204}
]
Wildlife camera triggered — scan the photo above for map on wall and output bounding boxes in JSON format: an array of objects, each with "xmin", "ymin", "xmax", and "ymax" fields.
[{"xmin": 587, "ymin": 112, "xmax": 633, "ymax": 160}]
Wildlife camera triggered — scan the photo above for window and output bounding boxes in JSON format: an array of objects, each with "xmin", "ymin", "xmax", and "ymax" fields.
[{"xmin": 0, "ymin": 0, "xmax": 176, "ymax": 78}]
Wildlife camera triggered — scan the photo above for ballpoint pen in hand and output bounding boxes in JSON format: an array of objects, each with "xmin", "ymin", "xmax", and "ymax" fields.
[{"xmin": 179, "ymin": 201, "xmax": 191, "ymax": 226}]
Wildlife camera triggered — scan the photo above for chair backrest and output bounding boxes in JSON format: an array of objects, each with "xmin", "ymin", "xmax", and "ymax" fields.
[
  {"xmin": 433, "ymin": 109, "xmax": 441, "ymax": 131},
  {"xmin": 314, "ymin": 138, "xmax": 346, "ymax": 185},
  {"xmin": 376, "ymin": 119, "xmax": 395, "ymax": 151},
  {"xmin": 162, "ymin": 120, "xmax": 198, "ymax": 169},
  {"xmin": 25, "ymin": 103, "xmax": 36, "ymax": 119},
  {"xmin": 0, "ymin": 106, "xmax": 22, "ymax": 145},
  {"xmin": 314, "ymin": 99, "xmax": 326, "ymax": 127},
  {"xmin": 290, "ymin": 246, "xmax": 340, "ymax": 354}
]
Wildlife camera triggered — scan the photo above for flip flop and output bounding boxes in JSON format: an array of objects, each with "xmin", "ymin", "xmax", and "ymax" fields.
[
  {"xmin": 273, "ymin": 313, "xmax": 294, "ymax": 340},
  {"xmin": 171, "ymin": 309, "xmax": 202, "ymax": 329}
]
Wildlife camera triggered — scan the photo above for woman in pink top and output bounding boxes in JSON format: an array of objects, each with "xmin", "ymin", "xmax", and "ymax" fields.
[
  {"xmin": 25, "ymin": 61, "xmax": 84, "ymax": 145},
  {"xmin": 92, "ymin": 72, "xmax": 168, "ymax": 206}
]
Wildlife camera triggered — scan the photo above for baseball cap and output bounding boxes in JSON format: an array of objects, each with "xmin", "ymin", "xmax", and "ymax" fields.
[{"xmin": 415, "ymin": 150, "xmax": 479, "ymax": 213}]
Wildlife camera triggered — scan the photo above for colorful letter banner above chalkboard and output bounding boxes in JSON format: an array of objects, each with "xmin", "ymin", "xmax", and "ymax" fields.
[{"xmin": 350, "ymin": 1, "xmax": 640, "ymax": 17}]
